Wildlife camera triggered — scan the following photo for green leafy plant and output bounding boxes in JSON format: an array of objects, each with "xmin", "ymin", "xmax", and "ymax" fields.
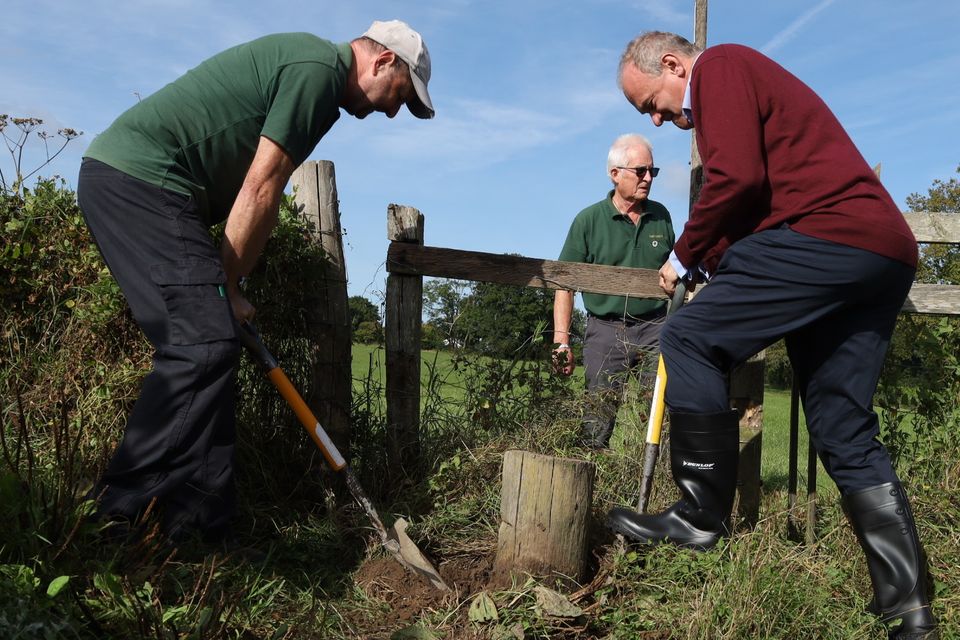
[{"xmin": 876, "ymin": 166, "xmax": 960, "ymax": 481}]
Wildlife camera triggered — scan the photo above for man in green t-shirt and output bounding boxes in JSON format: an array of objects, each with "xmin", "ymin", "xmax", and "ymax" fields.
[
  {"xmin": 552, "ymin": 134, "xmax": 674, "ymax": 449},
  {"xmin": 76, "ymin": 20, "xmax": 435, "ymax": 545}
]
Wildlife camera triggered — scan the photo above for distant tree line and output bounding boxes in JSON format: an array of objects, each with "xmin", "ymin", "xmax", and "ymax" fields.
[
  {"xmin": 348, "ymin": 278, "xmax": 588, "ymax": 360},
  {"xmin": 422, "ymin": 277, "xmax": 586, "ymax": 359}
]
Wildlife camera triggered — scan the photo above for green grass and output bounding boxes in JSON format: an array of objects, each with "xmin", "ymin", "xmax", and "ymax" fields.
[
  {"xmin": 351, "ymin": 343, "xmax": 466, "ymax": 403},
  {"xmin": 759, "ymin": 386, "xmax": 837, "ymax": 497}
]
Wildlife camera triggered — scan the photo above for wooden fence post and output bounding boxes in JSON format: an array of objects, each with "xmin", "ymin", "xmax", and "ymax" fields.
[
  {"xmin": 494, "ymin": 450, "xmax": 595, "ymax": 586},
  {"xmin": 385, "ymin": 204, "xmax": 424, "ymax": 476},
  {"xmin": 688, "ymin": 0, "xmax": 763, "ymax": 527},
  {"xmin": 291, "ymin": 160, "xmax": 352, "ymax": 458},
  {"xmin": 688, "ymin": 0, "xmax": 708, "ymax": 207}
]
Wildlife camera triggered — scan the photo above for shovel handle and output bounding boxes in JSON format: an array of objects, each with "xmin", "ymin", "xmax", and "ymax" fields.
[
  {"xmin": 669, "ymin": 280, "xmax": 688, "ymax": 315},
  {"xmin": 645, "ymin": 356, "xmax": 668, "ymax": 446},
  {"xmin": 637, "ymin": 443, "xmax": 660, "ymax": 513},
  {"xmin": 636, "ymin": 281, "xmax": 688, "ymax": 511},
  {"xmin": 643, "ymin": 281, "xmax": 687, "ymax": 446},
  {"xmin": 237, "ymin": 322, "xmax": 347, "ymax": 471}
]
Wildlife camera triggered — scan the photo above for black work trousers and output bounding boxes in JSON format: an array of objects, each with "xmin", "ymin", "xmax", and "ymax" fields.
[
  {"xmin": 660, "ymin": 226, "xmax": 914, "ymax": 494},
  {"xmin": 77, "ymin": 159, "xmax": 239, "ymax": 539}
]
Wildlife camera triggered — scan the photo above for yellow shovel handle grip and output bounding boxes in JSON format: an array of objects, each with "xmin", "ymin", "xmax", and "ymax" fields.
[{"xmin": 645, "ymin": 355, "xmax": 668, "ymax": 445}]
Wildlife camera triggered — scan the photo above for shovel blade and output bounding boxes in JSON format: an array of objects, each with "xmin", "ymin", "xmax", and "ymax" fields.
[
  {"xmin": 387, "ymin": 518, "xmax": 451, "ymax": 592},
  {"xmin": 343, "ymin": 469, "xmax": 449, "ymax": 591}
]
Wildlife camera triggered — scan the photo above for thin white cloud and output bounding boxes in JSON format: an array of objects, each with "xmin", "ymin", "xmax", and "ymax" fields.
[
  {"xmin": 328, "ymin": 65, "xmax": 630, "ymax": 172},
  {"xmin": 760, "ymin": 0, "xmax": 839, "ymax": 55},
  {"xmin": 320, "ymin": 35, "xmax": 634, "ymax": 174},
  {"xmin": 329, "ymin": 98, "xmax": 570, "ymax": 170},
  {"xmin": 623, "ymin": 0, "xmax": 690, "ymax": 26}
]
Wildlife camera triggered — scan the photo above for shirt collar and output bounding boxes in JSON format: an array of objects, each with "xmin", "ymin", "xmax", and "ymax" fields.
[
  {"xmin": 605, "ymin": 190, "xmax": 622, "ymax": 218},
  {"xmin": 606, "ymin": 189, "xmax": 646, "ymax": 220},
  {"xmin": 682, "ymin": 53, "xmax": 700, "ymax": 126}
]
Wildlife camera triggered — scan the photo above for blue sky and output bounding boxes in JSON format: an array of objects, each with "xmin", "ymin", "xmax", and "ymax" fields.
[{"xmin": 3, "ymin": 0, "xmax": 958, "ymax": 305}]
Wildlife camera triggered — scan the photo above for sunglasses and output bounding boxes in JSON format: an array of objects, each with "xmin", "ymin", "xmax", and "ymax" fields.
[{"xmin": 617, "ymin": 165, "xmax": 660, "ymax": 179}]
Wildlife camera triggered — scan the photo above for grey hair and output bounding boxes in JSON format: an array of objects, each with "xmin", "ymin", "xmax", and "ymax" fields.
[
  {"xmin": 617, "ymin": 31, "xmax": 702, "ymax": 86},
  {"xmin": 352, "ymin": 36, "xmax": 410, "ymax": 72},
  {"xmin": 607, "ymin": 133, "xmax": 653, "ymax": 175}
]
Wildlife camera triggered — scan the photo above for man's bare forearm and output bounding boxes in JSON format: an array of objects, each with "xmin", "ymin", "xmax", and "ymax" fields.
[
  {"xmin": 553, "ymin": 289, "xmax": 574, "ymax": 345},
  {"xmin": 221, "ymin": 136, "xmax": 295, "ymax": 294}
]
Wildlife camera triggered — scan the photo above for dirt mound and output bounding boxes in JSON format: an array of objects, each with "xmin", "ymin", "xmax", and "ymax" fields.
[{"xmin": 350, "ymin": 552, "xmax": 493, "ymax": 634}]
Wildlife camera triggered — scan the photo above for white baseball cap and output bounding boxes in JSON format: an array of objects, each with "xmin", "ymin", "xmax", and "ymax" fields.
[{"xmin": 362, "ymin": 19, "xmax": 434, "ymax": 119}]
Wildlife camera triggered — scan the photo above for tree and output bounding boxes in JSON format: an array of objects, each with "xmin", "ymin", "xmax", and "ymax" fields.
[
  {"xmin": 421, "ymin": 322, "xmax": 445, "ymax": 350},
  {"xmin": 459, "ymin": 280, "xmax": 554, "ymax": 358},
  {"xmin": 905, "ymin": 165, "xmax": 960, "ymax": 285},
  {"xmin": 569, "ymin": 307, "xmax": 587, "ymax": 347},
  {"xmin": 348, "ymin": 295, "xmax": 381, "ymax": 343},
  {"xmin": 422, "ymin": 278, "xmax": 471, "ymax": 347},
  {"xmin": 353, "ymin": 320, "xmax": 383, "ymax": 344}
]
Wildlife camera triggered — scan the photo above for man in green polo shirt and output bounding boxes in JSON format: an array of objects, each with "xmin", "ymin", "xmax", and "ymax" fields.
[
  {"xmin": 77, "ymin": 20, "xmax": 435, "ymax": 545},
  {"xmin": 552, "ymin": 134, "xmax": 674, "ymax": 449}
]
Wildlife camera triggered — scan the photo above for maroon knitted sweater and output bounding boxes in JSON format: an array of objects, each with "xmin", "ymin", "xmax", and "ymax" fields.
[{"xmin": 676, "ymin": 44, "xmax": 917, "ymax": 274}]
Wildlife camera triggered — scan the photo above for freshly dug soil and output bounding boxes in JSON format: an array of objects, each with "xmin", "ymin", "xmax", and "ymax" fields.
[{"xmin": 350, "ymin": 552, "xmax": 494, "ymax": 634}]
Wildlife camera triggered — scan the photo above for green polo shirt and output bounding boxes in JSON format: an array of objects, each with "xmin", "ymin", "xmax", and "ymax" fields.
[
  {"xmin": 85, "ymin": 33, "xmax": 351, "ymax": 225},
  {"xmin": 558, "ymin": 191, "xmax": 674, "ymax": 318}
]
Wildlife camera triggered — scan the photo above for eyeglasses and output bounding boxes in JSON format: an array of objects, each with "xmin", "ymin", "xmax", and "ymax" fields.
[{"xmin": 617, "ymin": 165, "xmax": 660, "ymax": 179}]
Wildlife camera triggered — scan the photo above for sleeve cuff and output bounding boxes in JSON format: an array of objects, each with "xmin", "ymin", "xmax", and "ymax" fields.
[{"xmin": 669, "ymin": 251, "xmax": 688, "ymax": 280}]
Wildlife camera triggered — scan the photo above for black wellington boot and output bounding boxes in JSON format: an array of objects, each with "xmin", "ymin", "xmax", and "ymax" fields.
[
  {"xmin": 607, "ymin": 410, "xmax": 739, "ymax": 551},
  {"xmin": 844, "ymin": 483, "xmax": 938, "ymax": 640}
]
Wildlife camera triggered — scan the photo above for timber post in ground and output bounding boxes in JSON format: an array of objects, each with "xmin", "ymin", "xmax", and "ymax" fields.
[
  {"xmin": 494, "ymin": 450, "xmax": 595, "ymax": 586},
  {"xmin": 291, "ymin": 160, "xmax": 352, "ymax": 460},
  {"xmin": 385, "ymin": 204, "xmax": 425, "ymax": 477}
]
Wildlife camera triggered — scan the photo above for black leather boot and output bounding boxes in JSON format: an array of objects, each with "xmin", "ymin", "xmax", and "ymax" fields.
[
  {"xmin": 844, "ymin": 483, "xmax": 938, "ymax": 640},
  {"xmin": 607, "ymin": 410, "xmax": 739, "ymax": 550}
]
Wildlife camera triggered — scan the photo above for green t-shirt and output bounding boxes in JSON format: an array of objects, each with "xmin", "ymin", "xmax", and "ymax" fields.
[
  {"xmin": 85, "ymin": 33, "xmax": 351, "ymax": 224},
  {"xmin": 558, "ymin": 191, "xmax": 675, "ymax": 318}
]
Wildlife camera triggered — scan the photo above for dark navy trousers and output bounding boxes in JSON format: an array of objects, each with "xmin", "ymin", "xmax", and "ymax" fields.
[
  {"xmin": 77, "ymin": 159, "xmax": 239, "ymax": 539},
  {"xmin": 660, "ymin": 226, "xmax": 915, "ymax": 494}
]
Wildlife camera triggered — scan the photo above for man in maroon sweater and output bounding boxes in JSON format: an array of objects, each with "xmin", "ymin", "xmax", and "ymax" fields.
[{"xmin": 605, "ymin": 32, "xmax": 937, "ymax": 639}]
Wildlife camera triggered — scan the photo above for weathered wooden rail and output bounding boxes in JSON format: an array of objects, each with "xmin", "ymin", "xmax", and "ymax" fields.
[
  {"xmin": 386, "ymin": 243, "xmax": 666, "ymax": 298},
  {"xmin": 383, "ymin": 203, "xmax": 769, "ymax": 515},
  {"xmin": 385, "ymin": 214, "xmax": 960, "ymax": 315},
  {"xmin": 900, "ymin": 212, "xmax": 960, "ymax": 315}
]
